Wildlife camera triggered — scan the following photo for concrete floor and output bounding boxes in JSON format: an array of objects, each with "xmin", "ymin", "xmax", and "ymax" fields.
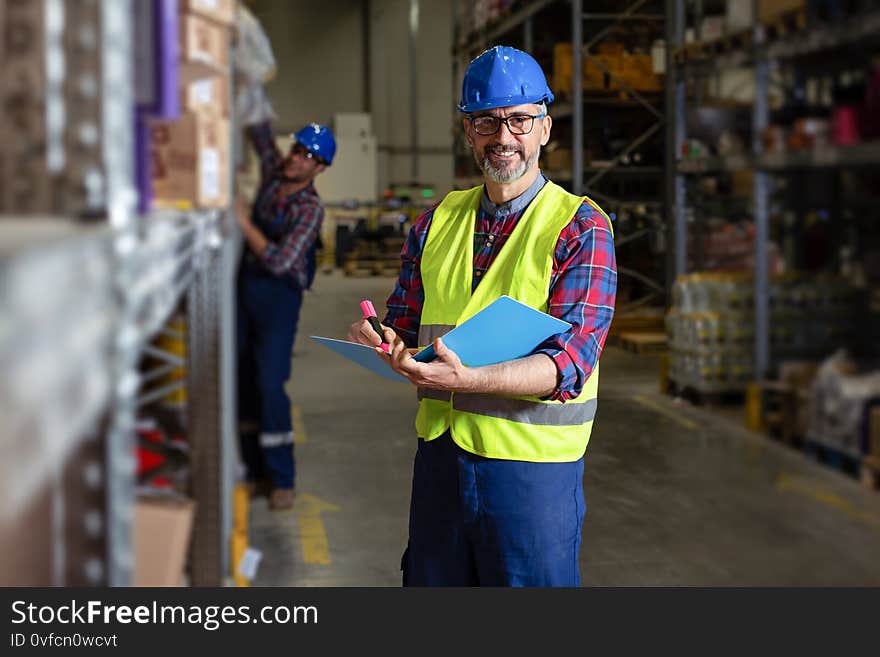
[{"xmin": 249, "ymin": 269, "xmax": 880, "ymax": 586}]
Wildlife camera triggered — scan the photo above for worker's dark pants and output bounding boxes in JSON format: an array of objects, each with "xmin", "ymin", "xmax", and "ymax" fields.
[
  {"xmin": 236, "ymin": 269, "xmax": 303, "ymax": 490},
  {"xmin": 403, "ymin": 430, "xmax": 585, "ymax": 587}
]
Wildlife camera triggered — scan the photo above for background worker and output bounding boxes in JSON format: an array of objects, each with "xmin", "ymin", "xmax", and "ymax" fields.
[
  {"xmin": 236, "ymin": 93, "xmax": 336, "ymax": 511},
  {"xmin": 348, "ymin": 45, "xmax": 617, "ymax": 585}
]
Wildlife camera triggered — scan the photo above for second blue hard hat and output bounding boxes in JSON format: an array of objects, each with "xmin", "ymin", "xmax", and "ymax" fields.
[
  {"xmin": 459, "ymin": 45, "xmax": 554, "ymax": 113},
  {"xmin": 292, "ymin": 123, "xmax": 336, "ymax": 165}
]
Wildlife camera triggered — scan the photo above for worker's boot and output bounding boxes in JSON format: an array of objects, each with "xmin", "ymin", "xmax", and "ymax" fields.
[
  {"xmin": 245, "ymin": 478, "xmax": 272, "ymax": 499},
  {"xmin": 269, "ymin": 488, "xmax": 295, "ymax": 511}
]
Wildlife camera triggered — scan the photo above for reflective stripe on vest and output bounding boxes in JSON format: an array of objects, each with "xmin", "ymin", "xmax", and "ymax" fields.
[
  {"xmin": 415, "ymin": 390, "xmax": 598, "ymax": 425},
  {"xmin": 414, "ymin": 181, "xmax": 609, "ymax": 462}
]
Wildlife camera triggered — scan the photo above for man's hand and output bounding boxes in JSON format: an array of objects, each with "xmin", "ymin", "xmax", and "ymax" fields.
[
  {"xmin": 235, "ymin": 199, "xmax": 252, "ymax": 230},
  {"xmin": 379, "ymin": 331, "xmax": 477, "ymax": 393},
  {"xmin": 347, "ymin": 318, "xmax": 388, "ymax": 347},
  {"xmin": 235, "ymin": 199, "xmax": 269, "ymax": 256}
]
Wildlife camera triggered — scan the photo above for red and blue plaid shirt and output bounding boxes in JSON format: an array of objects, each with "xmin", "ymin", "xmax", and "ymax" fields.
[
  {"xmin": 245, "ymin": 122, "xmax": 324, "ymax": 288},
  {"xmin": 382, "ymin": 175, "xmax": 617, "ymax": 402}
]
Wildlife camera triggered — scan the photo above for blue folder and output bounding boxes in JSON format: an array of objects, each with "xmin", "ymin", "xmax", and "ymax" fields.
[
  {"xmin": 308, "ymin": 337, "xmax": 409, "ymax": 383},
  {"xmin": 309, "ymin": 295, "xmax": 571, "ymax": 382},
  {"xmin": 412, "ymin": 295, "xmax": 571, "ymax": 365}
]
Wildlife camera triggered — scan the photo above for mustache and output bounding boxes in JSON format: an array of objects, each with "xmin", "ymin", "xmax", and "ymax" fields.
[{"xmin": 484, "ymin": 143, "xmax": 524, "ymax": 154}]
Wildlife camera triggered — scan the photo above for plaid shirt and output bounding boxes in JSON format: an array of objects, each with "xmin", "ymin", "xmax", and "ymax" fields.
[
  {"xmin": 244, "ymin": 122, "xmax": 324, "ymax": 288},
  {"xmin": 383, "ymin": 174, "xmax": 617, "ymax": 402}
]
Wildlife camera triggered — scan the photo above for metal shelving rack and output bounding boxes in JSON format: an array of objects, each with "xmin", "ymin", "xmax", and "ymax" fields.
[
  {"xmin": 0, "ymin": 0, "xmax": 236, "ymax": 586},
  {"xmin": 452, "ymin": 0, "xmax": 667, "ymax": 311},
  {"xmin": 666, "ymin": 0, "xmax": 880, "ymax": 381}
]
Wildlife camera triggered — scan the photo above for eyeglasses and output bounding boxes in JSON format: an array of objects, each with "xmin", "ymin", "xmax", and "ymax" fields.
[
  {"xmin": 468, "ymin": 113, "xmax": 546, "ymax": 136},
  {"xmin": 289, "ymin": 143, "xmax": 325, "ymax": 165}
]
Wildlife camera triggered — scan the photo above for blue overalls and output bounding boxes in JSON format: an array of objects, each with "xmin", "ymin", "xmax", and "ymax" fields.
[
  {"xmin": 402, "ymin": 431, "xmax": 586, "ymax": 587},
  {"xmin": 236, "ymin": 210, "xmax": 318, "ymax": 492}
]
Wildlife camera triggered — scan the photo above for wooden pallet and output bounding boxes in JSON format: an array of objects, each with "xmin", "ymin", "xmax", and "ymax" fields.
[
  {"xmin": 609, "ymin": 313, "xmax": 665, "ymax": 337},
  {"xmin": 667, "ymin": 380, "xmax": 745, "ymax": 406},
  {"xmin": 618, "ymin": 331, "xmax": 667, "ymax": 355},
  {"xmin": 343, "ymin": 257, "xmax": 400, "ymax": 277}
]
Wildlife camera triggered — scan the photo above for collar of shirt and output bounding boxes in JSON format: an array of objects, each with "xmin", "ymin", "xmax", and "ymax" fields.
[
  {"xmin": 479, "ymin": 171, "xmax": 547, "ymax": 218},
  {"xmin": 269, "ymin": 178, "xmax": 318, "ymax": 203}
]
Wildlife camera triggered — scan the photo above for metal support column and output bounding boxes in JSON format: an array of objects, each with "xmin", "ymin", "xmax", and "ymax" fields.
[
  {"xmin": 666, "ymin": 0, "xmax": 687, "ymax": 289},
  {"xmin": 101, "ymin": 0, "xmax": 138, "ymax": 587},
  {"xmin": 409, "ymin": 0, "xmax": 420, "ymax": 181},
  {"xmin": 571, "ymin": 0, "xmax": 583, "ymax": 196},
  {"xmin": 753, "ymin": 57, "xmax": 771, "ymax": 379},
  {"xmin": 524, "ymin": 16, "xmax": 533, "ymax": 53},
  {"xmin": 186, "ymin": 218, "xmax": 226, "ymax": 586}
]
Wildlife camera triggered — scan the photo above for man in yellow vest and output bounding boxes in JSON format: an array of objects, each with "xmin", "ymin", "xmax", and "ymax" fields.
[{"xmin": 348, "ymin": 45, "xmax": 617, "ymax": 586}]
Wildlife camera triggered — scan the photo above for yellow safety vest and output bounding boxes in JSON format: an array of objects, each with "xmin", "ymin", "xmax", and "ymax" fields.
[{"xmin": 415, "ymin": 180, "xmax": 611, "ymax": 462}]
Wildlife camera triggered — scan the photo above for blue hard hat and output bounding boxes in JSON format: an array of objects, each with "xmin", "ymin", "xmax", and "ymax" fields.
[
  {"xmin": 292, "ymin": 123, "xmax": 336, "ymax": 165},
  {"xmin": 459, "ymin": 45, "xmax": 554, "ymax": 113}
]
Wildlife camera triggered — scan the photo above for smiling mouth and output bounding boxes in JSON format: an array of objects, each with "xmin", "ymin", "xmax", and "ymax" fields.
[{"xmin": 487, "ymin": 147, "xmax": 522, "ymax": 160}]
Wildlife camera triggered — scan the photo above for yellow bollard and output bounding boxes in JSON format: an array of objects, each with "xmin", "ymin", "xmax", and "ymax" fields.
[
  {"xmin": 745, "ymin": 382, "xmax": 764, "ymax": 432},
  {"xmin": 658, "ymin": 352, "xmax": 670, "ymax": 395},
  {"xmin": 231, "ymin": 483, "xmax": 250, "ymax": 587}
]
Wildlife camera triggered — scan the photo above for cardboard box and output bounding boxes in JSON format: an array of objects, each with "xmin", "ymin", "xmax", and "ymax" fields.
[
  {"xmin": 553, "ymin": 43, "xmax": 607, "ymax": 94},
  {"xmin": 151, "ymin": 112, "xmax": 230, "ymax": 209},
  {"xmin": 182, "ymin": 75, "xmax": 229, "ymax": 117},
  {"xmin": 596, "ymin": 42, "xmax": 625, "ymax": 56},
  {"xmin": 134, "ymin": 495, "xmax": 195, "ymax": 587},
  {"xmin": 612, "ymin": 54, "xmax": 661, "ymax": 92},
  {"xmin": 759, "ymin": 0, "xmax": 805, "ymax": 22},
  {"xmin": 180, "ymin": 0, "xmax": 236, "ymax": 26},
  {"xmin": 179, "ymin": 12, "xmax": 230, "ymax": 80}
]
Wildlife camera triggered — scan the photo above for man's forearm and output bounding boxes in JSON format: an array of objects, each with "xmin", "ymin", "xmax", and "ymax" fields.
[
  {"xmin": 463, "ymin": 353, "xmax": 559, "ymax": 398},
  {"xmin": 241, "ymin": 220, "xmax": 268, "ymax": 256}
]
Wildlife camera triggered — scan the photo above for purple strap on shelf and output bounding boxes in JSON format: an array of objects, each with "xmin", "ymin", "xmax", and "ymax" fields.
[
  {"xmin": 152, "ymin": 0, "xmax": 181, "ymax": 119},
  {"xmin": 134, "ymin": 108, "xmax": 153, "ymax": 214},
  {"xmin": 133, "ymin": 0, "xmax": 181, "ymax": 213}
]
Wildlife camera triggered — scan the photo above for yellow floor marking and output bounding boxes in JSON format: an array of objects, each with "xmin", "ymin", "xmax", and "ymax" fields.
[
  {"xmin": 631, "ymin": 394, "xmax": 699, "ymax": 430},
  {"xmin": 295, "ymin": 493, "xmax": 341, "ymax": 565},
  {"xmin": 776, "ymin": 471, "xmax": 880, "ymax": 530},
  {"xmin": 292, "ymin": 404, "xmax": 306, "ymax": 445}
]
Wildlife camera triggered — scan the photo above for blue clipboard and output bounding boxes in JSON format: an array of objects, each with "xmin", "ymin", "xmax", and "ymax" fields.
[
  {"xmin": 310, "ymin": 296, "xmax": 570, "ymax": 381},
  {"xmin": 412, "ymin": 295, "xmax": 571, "ymax": 366},
  {"xmin": 308, "ymin": 337, "xmax": 409, "ymax": 383}
]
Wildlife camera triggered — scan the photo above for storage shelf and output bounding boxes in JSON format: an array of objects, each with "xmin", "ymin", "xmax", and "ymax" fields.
[
  {"xmin": 678, "ymin": 142, "xmax": 880, "ymax": 174},
  {"xmin": 453, "ymin": 0, "xmax": 557, "ymax": 56},
  {"xmin": 674, "ymin": 8, "xmax": 880, "ymax": 71},
  {"xmin": 0, "ymin": 210, "xmax": 219, "ymax": 523},
  {"xmin": 678, "ymin": 155, "xmax": 753, "ymax": 174},
  {"xmin": 553, "ymin": 93, "xmax": 664, "ymax": 118},
  {"xmin": 759, "ymin": 141, "xmax": 880, "ymax": 170}
]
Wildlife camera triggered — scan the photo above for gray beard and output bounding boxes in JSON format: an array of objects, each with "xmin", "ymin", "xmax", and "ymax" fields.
[{"xmin": 474, "ymin": 146, "xmax": 540, "ymax": 183}]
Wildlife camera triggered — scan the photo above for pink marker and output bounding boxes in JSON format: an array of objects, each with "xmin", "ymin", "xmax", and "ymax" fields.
[{"xmin": 360, "ymin": 299, "xmax": 390, "ymax": 353}]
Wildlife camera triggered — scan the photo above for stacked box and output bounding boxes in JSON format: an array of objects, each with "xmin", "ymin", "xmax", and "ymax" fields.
[
  {"xmin": 150, "ymin": 2, "xmax": 232, "ymax": 210},
  {"xmin": 612, "ymin": 54, "xmax": 662, "ymax": 92},
  {"xmin": 150, "ymin": 112, "xmax": 230, "ymax": 209},
  {"xmin": 667, "ymin": 273, "xmax": 862, "ymax": 393},
  {"xmin": 552, "ymin": 43, "xmax": 605, "ymax": 94}
]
